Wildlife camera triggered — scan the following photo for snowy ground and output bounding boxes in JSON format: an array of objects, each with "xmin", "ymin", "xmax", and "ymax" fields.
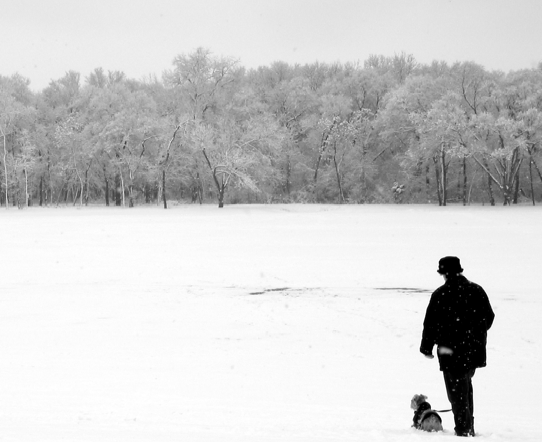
[{"xmin": 0, "ymin": 204, "xmax": 540, "ymax": 441}]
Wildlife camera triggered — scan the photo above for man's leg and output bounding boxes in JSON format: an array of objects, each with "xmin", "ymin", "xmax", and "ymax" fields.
[
  {"xmin": 443, "ymin": 369, "xmax": 476, "ymax": 436},
  {"xmin": 468, "ymin": 370, "xmax": 475, "ymax": 434}
]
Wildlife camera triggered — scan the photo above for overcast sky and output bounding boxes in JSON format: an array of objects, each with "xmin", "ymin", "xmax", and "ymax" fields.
[{"xmin": 2, "ymin": 0, "xmax": 542, "ymax": 91}]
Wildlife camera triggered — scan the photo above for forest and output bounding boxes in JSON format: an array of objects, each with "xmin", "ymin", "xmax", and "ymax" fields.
[{"xmin": 2, "ymin": 48, "xmax": 542, "ymax": 208}]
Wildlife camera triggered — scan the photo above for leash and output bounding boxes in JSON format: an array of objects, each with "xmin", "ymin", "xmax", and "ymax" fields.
[{"xmin": 435, "ymin": 409, "xmax": 452, "ymax": 413}]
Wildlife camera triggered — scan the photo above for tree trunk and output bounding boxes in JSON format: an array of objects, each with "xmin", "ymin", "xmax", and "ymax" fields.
[
  {"xmin": 467, "ymin": 168, "xmax": 477, "ymax": 205},
  {"xmin": 55, "ymin": 183, "xmax": 63, "ymax": 206},
  {"xmin": 359, "ymin": 138, "xmax": 369, "ymax": 203},
  {"xmin": 441, "ymin": 148, "xmax": 447, "ymax": 206},
  {"xmin": 73, "ymin": 160, "xmax": 84, "ymax": 207},
  {"xmin": 114, "ymin": 173, "xmax": 121, "ymax": 206},
  {"xmin": 502, "ymin": 187, "xmax": 511, "ymax": 206},
  {"xmin": 104, "ymin": 171, "xmax": 110, "ymax": 207},
  {"xmin": 456, "ymin": 165, "xmax": 463, "ymax": 198},
  {"xmin": 156, "ymin": 178, "xmax": 162, "ymax": 206},
  {"xmin": 73, "ymin": 186, "xmax": 80, "ymax": 206},
  {"xmin": 129, "ymin": 185, "xmax": 134, "ymax": 208},
  {"xmin": 218, "ymin": 185, "xmax": 225, "ymax": 208},
  {"xmin": 217, "ymin": 173, "xmax": 226, "ymax": 208},
  {"xmin": 144, "ymin": 182, "xmax": 151, "ymax": 204},
  {"xmin": 332, "ymin": 143, "xmax": 345, "ymax": 203},
  {"xmin": 513, "ymin": 171, "xmax": 520, "ymax": 204},
  {"xmin": 127, "ymin": 168, "xmax": 135, "ymax": 208},
  {"xmin": 488, "ymin": 175, "xmax": 495, "ymax": 205},
  {"xmin": 162, "ymin": 169, "xmax": 167, "ymax": 209},
  {"xmin": 202, "ymin": 147, "xmax": 228, "ymax": 208},
  {"xmin": 434, "ymin": 157, "xmax": 442, "ymax": 206},
  {"xmin": 119, "ymin": 171, "xmax": 125, "ymax": 207},
  {"xmin": 529, "ymin": 158, "xmax": 535, "ymax": 206},
  {"xmin": 531, "ymin": 155, "xmax": 542, "ymax": 184},
  {"xmin": 16, "ymin": 175, "xmax": 22, "ymax": 209},
  {"xmin": 39, "ymin": 176, "xmax": 43, "ymax": 206},
  {"xmin": 285, "ymin": 154, "xmax": 291, "ymax": 197},
  {"xmin": 2, "ymin": 131, "xmax": 9, "ymax": 208},
  {"xmin": 84, "ymin": 167, "xmax": 90, "ymax": 206},
  {"xmin": 24, "ymin": 168, "xmax": 29, "ymax": 208},
  {"xmin": 462, "ymin": 157, "xmax": 467, "ymax": 206},
  {"xmin": 128, "ymin": 169, "xmax": 135, "ymax": 207},
  {"xmin": 48, "ymin": 161, "xmax": 53, "ymax": 207},
  {"xmin": 482, "ymin": 158, "xmax": 495, "ymax": 206},
  {"xmin": 425, "ymin": 163, "xmax": 431, "ymax": 203},
  {"xmin": 197, "ymin": 170, "xmax": 203, "ymax": 204}
]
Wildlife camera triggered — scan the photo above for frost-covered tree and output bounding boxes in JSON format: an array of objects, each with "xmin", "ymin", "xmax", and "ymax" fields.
[
  {"xmin": 194, "ymin": 110, "xmax": 286, "ymax": 208},
  {"xmin": 0, "ymin": 74, "xmax": 35, "ymax": 208}
]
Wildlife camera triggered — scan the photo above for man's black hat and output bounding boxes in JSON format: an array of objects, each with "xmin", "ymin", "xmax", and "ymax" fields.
[{"xmin": 437, "ymin": 256, "xmax": 463, "ymax": 275}]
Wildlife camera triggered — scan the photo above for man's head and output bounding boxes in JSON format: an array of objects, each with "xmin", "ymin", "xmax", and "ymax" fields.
[{"xmin": 437, "ymin": 256, "xmax": 463, "ymax": 276}]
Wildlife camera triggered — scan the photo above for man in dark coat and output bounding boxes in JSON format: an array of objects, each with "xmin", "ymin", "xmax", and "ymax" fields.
[{"xmin": 420, "ymin": 256, "xmax": 495, "ymax": 437}]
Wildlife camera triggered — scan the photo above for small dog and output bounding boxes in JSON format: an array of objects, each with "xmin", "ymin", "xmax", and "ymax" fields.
[{"xmin": 411, "ymin": 394, "xmax": 443, "ymax": 432}]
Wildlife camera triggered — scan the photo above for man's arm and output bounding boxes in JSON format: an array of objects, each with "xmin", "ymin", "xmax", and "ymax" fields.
[
  {"xmin": 420, "ymin": 293, "xmax": 438, "ymax": 357},
  {"xmin": 477, "ymin": 285, "xmax": 495, "ymax": 330}
]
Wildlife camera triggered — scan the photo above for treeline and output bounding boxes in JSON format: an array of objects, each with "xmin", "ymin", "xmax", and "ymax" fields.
[{"xmin": 2, "ymin": 48, "xmax": 542, "ymax": 208}]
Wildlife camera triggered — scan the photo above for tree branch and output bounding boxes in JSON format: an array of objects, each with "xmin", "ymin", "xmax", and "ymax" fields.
[{"xmin": 472, "ymin": 154, "xmax": 503, "ymax": 189}]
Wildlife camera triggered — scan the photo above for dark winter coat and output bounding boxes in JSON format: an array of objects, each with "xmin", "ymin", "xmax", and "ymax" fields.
[{"xmin": 420, "ymin": 274, "xmax": 495, "ymax": 372}]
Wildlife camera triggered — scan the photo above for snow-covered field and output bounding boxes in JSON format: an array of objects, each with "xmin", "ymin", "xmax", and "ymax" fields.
[{"xmin": 0, "ymin": 204, "xmax": 540, "ymax": 441}]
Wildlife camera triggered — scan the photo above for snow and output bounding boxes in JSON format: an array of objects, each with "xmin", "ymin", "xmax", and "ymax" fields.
[{"xmin": 0, "ymin": 204, "xmax": 540, "ymax": 441}]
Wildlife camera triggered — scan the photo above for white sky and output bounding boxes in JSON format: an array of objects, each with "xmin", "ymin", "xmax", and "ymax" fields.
[{"xmin": 2, "ymin": 0, "xmax": 542, "ymax": 91}]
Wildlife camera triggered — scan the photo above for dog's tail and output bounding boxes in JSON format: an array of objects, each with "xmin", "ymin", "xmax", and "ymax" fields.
[{"xmin": 419, "ymin": 410, "xmax": 444, "ymax": 432}]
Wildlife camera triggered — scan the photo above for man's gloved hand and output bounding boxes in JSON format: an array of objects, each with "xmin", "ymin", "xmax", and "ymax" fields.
[{"xmin": 438, "ymin": 346, "xmax": 454, "ymax": 355}]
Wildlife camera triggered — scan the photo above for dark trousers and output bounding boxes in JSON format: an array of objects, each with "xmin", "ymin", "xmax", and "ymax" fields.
[{"xmin": 443, "ymin": 369, "xmax": 476, "ymax": 436}]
